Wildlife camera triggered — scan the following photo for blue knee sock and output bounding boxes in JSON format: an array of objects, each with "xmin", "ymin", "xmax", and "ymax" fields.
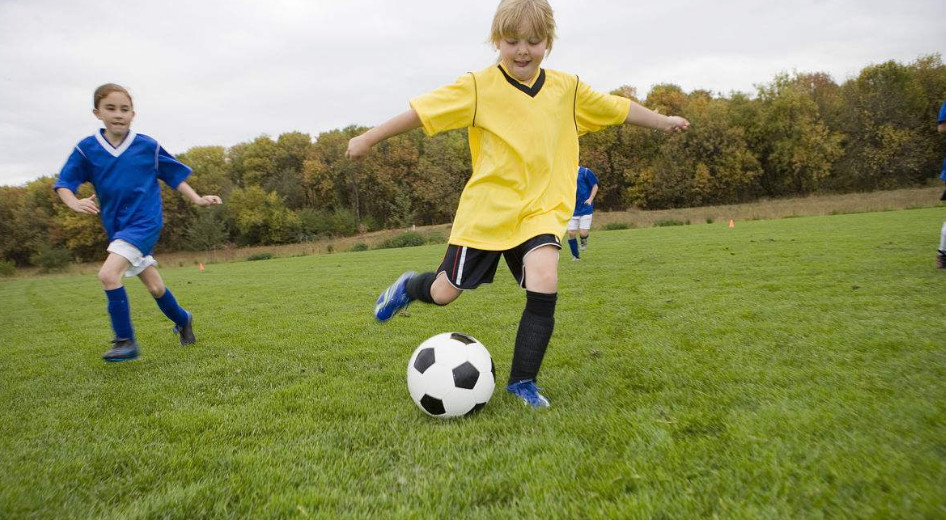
[
  {"xmin": 155, "ymin": 289, "xmax": 190, "ymax": 328},
  {"xmin": 105, "ymin": 287, "xmax": 134, "ymax": 340},
  {"xmin": 568, "ymin": 238, "xmax": 580, "ymax": 259}
]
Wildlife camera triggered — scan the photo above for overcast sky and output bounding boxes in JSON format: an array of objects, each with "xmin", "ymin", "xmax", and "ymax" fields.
[{"xmin": 1, "ymin": 0, "xmax": 943, "ymax": 187}]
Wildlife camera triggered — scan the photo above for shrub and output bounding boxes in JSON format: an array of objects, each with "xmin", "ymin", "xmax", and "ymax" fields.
[
  {"xmin": 0, "ymin": 260, "xmax": 15, "ymax": 277},
  {"xmin": 349, "ymin": 242, "xmax": 369, "ymax": 252},
  {"xmin": 705, "ymin": 217, "xmax": 715, "ymax": 224},
  {"xmin": 330, "ymin": 209, "xmax": 359, "ymax": 237},
  {"xmin": 378, "ymin": 232, "xmax": 426, "ymax": 249},
  {"xmin": 246, "ymin": 252, "xmax": 274, "ymax": 261},
  {"xmin": 299, "ymin": 208, "xmax": 360, "ymax": 238},
  {"xmin": 425, "ymin": 231, "xmax": 447, "ymax": 244},
  {"xmin": 603, "ymin": 222, "xmax": 630, "ymax": 230},
  {"xmin": 31, "ymin": 247, "xmax": 72, "ymax": 272},
  {"xmin": 185, "ymin": 208, "xmax": 229, "ymax": 251},
  {"xmin": 654, "ymin": 219, "xmax": 688, "ymax": 227}
]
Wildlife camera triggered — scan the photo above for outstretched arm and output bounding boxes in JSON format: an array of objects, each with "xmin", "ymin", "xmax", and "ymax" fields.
[
  {"xmin": 585, "ymin": 184, "xmax": 599, "ymax": 206},
  {"xmin": 56, "ymin": 188, "xmax": 99, "ymax": 215},
  {"xmin": 346, "ymin": 110, "xmax": 422, "ymax": 159},
  {"xmin": 177, "ymin": 182, "xmax": 222, "ymax": 207},
  {"xmin": 625, "ymin": 101, "xmax": 690, "ymax": 133}
]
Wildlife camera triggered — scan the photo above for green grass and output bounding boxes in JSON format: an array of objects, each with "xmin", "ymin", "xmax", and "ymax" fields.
[{"xmin": 2, "ymin": 208, "xmax": 945, "ymax": 519}]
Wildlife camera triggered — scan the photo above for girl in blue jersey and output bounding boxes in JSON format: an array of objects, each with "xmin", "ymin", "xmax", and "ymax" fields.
[
  {"xmin": 937, "ymin": 97, "xmax": 946, "ymax": 269},
  {"xmin": 567, "ymin": 166, "xmax": 599, "ymax": 261},
  {"xmin": 55, "ymin": 83, "xmax": 222, "ymax": 362}
]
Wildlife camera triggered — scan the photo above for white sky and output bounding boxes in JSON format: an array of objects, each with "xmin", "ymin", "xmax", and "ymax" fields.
[{"xmin": 0, "ymin": 0, "xmax": 943, "ymax": 186}]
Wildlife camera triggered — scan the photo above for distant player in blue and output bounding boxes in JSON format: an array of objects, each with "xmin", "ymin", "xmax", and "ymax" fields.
[
  {"xmin": 566, "ymin": 166, "xmax": 599, "ymax": 261},
  {"xmin": 55, "ymin": 84, "xmax": 222, "ymax": 361},
  {"xmin": 937, "ymin": 97, "xmax": 946, "ymax": 269}
]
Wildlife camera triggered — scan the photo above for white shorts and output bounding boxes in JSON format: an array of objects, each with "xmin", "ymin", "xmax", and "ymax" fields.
[
  {"xmin": 567, "ymin": 214, "xmax": 593, "ymax": 232},
  {"xmin": 107, "ymin": 239, "xmax": 158, "ymax": 278}
]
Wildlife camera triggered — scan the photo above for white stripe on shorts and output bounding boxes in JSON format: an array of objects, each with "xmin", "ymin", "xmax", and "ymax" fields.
[
  {"xmin": 457, "ymin": 246, "xmax": 466, "ymax": 286},
  {"xmin": 456, "ymin": 246, "xmax": 468, "ymax": 285}
]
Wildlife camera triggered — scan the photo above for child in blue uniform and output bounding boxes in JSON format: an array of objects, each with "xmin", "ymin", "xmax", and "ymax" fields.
[
  {"xmin": 55, "ymin": 83, "xmax": 222, "ymax": 361},
  {"xmin": 567, "ymin": 166, "xmax": 599, "ymax": 260},
  {"xmin": 347, "ymin": 0, "xmax": 689, "ymax": 408},
  {"xmin": 937, "ymin": 97, "xmax": 946, "ymax": 269}
]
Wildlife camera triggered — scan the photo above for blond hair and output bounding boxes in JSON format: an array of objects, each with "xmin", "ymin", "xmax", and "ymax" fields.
[
  {"xmin": 93, "ymin": 83, "xmax": 132, "ymax": 109},
  {"xmin": 490, "ymin": 0, "xmax": 556, "ymax": 52}
]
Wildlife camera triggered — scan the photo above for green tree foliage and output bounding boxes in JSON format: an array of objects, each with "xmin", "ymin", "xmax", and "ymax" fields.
[
  {"xmin": 751, "ymin": 73, "xmax": 843, "ymax": 196},
  {"xmin": 177, "ymin": 146, "xmax": 233, "ymax": 198},
  {"xmin": 831, "ymin": 56, "xmax": 946, "ymax": 190},
  {"xmin": 303, "ymin": 126, "xmax": 365, "ymax": 221},
  {"xmin": 226, "ymin": 186, "xmax": 300, "ymax": 245}
]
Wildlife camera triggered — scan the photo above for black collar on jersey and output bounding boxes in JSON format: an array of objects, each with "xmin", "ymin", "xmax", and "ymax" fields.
[{"xmin": 498, "ymin": 65, "xmax": 545, "ymax": 98}]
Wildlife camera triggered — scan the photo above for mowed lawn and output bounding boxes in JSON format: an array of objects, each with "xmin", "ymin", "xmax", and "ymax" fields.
[{"xmin": 1, "ymin": 208, "xmax": 944, "ymax": 519}]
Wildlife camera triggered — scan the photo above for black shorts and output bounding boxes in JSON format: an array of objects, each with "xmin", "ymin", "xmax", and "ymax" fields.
[{"xmin": 437, "ymin": 234, "xmax": 562, "ymax": 290}]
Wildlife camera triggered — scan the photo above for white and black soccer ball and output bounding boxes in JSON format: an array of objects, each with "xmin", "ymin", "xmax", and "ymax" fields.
[{"xmin": 406, "ymin": 332, "xmax": 495, "ymax": 418}]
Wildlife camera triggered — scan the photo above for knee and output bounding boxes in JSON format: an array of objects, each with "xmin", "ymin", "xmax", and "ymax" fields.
[
  {"xmin": 528, "ymin": 269, "xmax": 558, "ymax": 293},
  {"xmin": 97, "ymin": 267, "xmax": 121, "ymax": 289},
  {"xmin": 430, "ymin": 280, "xmax": 461, "ymax": 306},
  {"xmin": 144, "ymin": 280, "xmax": 165, "ymax": 298}
]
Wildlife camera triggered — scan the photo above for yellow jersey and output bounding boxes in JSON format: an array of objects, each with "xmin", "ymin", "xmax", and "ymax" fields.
[{"xmin": 410, "ymin": 64, "xmax": 630, "ymax": 250}]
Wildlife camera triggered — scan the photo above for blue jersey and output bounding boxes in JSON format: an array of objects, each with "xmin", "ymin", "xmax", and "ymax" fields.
[
  {"xmin": 54, "ymin": 130, "xmax": 192, "ymax": 255},
  {"xmin": 573, "ymin": 166, "xmax": 599, "ymax": 217},
  {"xmin": 939, "ymin": 98, "xmax": 946, "ymax": 181}
]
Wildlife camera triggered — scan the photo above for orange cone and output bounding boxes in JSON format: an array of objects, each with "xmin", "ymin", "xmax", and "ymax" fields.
[
  {"xmin": 729, "ymin": 219, "xmax": 734, "ymax": 228},
  {"xmin": 198, "ymin": 263, "xmax": 205, "ymax": 271}
]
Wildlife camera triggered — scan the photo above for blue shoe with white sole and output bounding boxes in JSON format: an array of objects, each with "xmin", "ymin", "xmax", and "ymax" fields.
[
  {"xmin": 374, "ymin": 271, "xmax": 415, "ymax": 322},
  {"xmin": 506, "ymin": 379, "xmax": 550, "ymax": 408}
]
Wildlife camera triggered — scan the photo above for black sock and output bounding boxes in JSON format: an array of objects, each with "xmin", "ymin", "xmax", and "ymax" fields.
[
  {"xmin": 508, "ymin": 291, "xmax": 557, "ymax": 385},
  {"xmin": 405, "ymin": 272, "xmax": 438, "ymax": 304}
]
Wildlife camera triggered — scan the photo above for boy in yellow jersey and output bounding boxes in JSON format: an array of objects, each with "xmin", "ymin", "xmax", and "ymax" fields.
[{"xmin": 347, "ymin": 0, "xmax": 689, "ymax": 408}]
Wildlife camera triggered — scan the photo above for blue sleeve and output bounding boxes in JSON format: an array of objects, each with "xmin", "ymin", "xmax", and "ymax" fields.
[
  {"xmin": 587, "ymin": 168, "xmax": 599, "ymax": 187},
  {"xmin": 938, "ymin": 99, "xmax": 946, "ymax": 124},
  {"xmin": 156, "ymin": 145, "xmax": 192, "ymax": 189},
  {"xmin": 53, "ymin": 146, "xmax": 91, "ymax": 193}
]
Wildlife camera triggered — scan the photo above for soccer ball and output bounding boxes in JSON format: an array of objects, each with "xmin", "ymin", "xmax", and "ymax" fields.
[{"xmin": 406, "ymin": 332, "xmax": 495, "ymax": 418}]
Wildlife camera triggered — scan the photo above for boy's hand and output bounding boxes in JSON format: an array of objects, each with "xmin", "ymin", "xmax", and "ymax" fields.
[
  {"xmin": 346, "ymin": 135, "xmax": 372, "ymax": 160},
  {"xmin": 664, "ymin": 116, "xmax": 690, "ymax": 133},
  {"xmin": 70, "ymin": 194, "xmax": 99, "ymax": 215},
  {"xmin": 196, "ymin": 195, "xmax": 222, "ymax": 207}
]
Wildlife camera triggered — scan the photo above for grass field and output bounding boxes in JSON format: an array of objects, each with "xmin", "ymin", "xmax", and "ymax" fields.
[{"xmin": 1, "ymin": 207, "xmax": 945, "ymax": 519}]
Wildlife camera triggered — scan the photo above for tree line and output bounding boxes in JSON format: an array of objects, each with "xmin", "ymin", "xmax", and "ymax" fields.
[{"xmin": 2, "ymin": 55, "xmax": 945, "ymax": 268}]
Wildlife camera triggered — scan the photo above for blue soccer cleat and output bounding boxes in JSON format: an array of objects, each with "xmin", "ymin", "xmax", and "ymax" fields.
[
  {"xmin": 173, "ymin": 312, "xmax": 195, "ymax": 346},
  {"xmin": 506, "ymin": 379, "xmax": 550, "ymax": 408},
  {"xmin": 103, "ymin": 338, "xmax": 139, "ymax": 362},
  {"xmin": 374, "ymin": 271, "xmax": 416, "ymax": 322}
]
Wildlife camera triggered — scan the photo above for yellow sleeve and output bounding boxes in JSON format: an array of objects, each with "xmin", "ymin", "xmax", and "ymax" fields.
[
  {"xmin": 575, "ymin": 80, "xmax": 632, "ymax": 136},
  {"xmin": 409, "ymin": 73, "xmax": 477, "ymax": 137}
]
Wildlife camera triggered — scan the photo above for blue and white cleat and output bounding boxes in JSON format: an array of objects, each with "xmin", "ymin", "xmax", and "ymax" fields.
[
  {"xmin": 506, "ymin": 380, "xmax": 550, "ymax": 408},
  {"xmin": 103, "ymin": 338, "xmax": 139, "ymax": 362},
  {"xmin": 374, "ymin": 271, "xmax": 416, "ymax": 322}
]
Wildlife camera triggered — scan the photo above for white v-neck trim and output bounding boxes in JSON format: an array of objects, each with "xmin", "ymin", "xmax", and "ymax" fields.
[{"xmin": 95, "ymin": 129, "xmax": 137, "ymax": 157}]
